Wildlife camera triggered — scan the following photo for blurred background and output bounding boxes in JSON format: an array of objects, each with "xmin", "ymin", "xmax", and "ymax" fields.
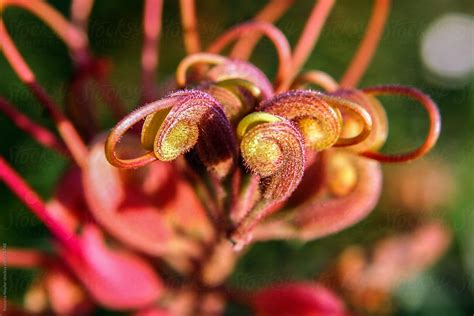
[{"xmin": 0, "ymin": 1, "xmax": 473, "ymax": 315}]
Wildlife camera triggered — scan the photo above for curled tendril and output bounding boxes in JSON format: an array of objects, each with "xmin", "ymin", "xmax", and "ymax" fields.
[
  {"xmin": 176, "ymin": 53, "xmax": 227, "ymax": 86},
  {"xmin": 332, "ymin": 88, "xmax": 388, "ymax": 153},
  {"xmin": 259, "ymin": 90, "xmax": 372, "ymax": 151},
  {"xmin": 105, "ymin": 90, "xmax": 237, "ymax": 178},
  {"xmin": 230, "ymin": 112, "xmax": 305, "ymax": 249},
  {"xmin": 360, "ymin": 85, "xmax": 441, "ymax": 163}
]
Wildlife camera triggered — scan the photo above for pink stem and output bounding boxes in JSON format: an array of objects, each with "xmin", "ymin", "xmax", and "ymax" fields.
[
  {"xmin": 277, "ymin": 0, "xmax": 335, "ymax": 92},
  {"xmin": 5, "ymin": 249, "xmax": 49, "ymax": 268},
  {"xmin": 207, "ymin": 21, "xmax": 292, "ymax": 88},
  {"xmin": 0, "ymin": 22, "xmax": 88, "ymax": 167},
  {"xmin": 231, "ymin": 0, "xmax": 295, "ymax": 60},
  {"xmin": 361, "ymin": 85, "xmax": 441, "ymax": 163},
  {"xmin": 3, "ymin": 0, "xmax": 89, "ymax": 61},
  {"xmin": 339, "ymin": 0, "xmax": 391, "ymax": 88},
  {"xmin": 0, "ymin": 98, "xmax": 68, "ymax": 155},
  {"xmin": 71, "ymin": 0, "xmax": 95, "ymax": 31},
  {"xmin": 179, "ymin": 0, "xmax": 201, "ymax": 54},
  {"xmin": 0, "ymin": 156, "xmax": 81, "ymax": 255},
  {"xmin": 141, "ymin": 0, "xmax": 164, "ymax": 103}
]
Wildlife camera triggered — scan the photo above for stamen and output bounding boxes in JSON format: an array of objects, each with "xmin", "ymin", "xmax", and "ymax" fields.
[
  {"xmin": 340, "ymin": 0, "xmax": 391, "ymax": 88},
  {"xmin": 360, "ymin": 85, "xmax": 441, "ymax": 162}
]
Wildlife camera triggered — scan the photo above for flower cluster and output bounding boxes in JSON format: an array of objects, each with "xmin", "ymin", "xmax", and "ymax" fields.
[{"xmin": 0, "ymin": 0, "xmax": 445, "ymax": 315}]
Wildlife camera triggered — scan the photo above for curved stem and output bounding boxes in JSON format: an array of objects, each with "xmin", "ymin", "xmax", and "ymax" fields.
[
  {"xmin": 0, "ymin": 156, "xmax": 81, "ymax": 255},
  {"xmin": 277, "ymin": 0, "xmax": 335, "ymax": 92},
  {"xmin": 141, "ymin": 0, "xmax": 163, "ymax": 102},
  {"xmin": 179, "ymin": 0, "xmax": 201, "ymax": 54},
  {"xmin": 361, "ymin": 85, "xmax": 441, "ymax": 162},
  {"xmin": 3, "ymin": 0, "xmax": 88, "ymax": 61},
  {"xmin": 231, "ymin": 0, "xmax": 295, "ymax": 60},
  {"xmin": 207, "ymin": 21, "xmax": 292, "ymax": 88},
  {"xmin": 0, "ymin": 22, "xmax": 88, "ymax": 167},
  {"xmin": 339, "ymin": 0, "xmax": 391, "ymax": 88},
  {"xmin": 0, "ymin": 98, "xmax": 68, "ymax": 155}
]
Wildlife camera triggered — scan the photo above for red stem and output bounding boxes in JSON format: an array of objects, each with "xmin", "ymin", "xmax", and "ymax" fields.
[
  {"xmin": 340, "ymin": 0, "xmax": 391, "ymax": 88},
  {"xmin": 277, "ymin": 0, "xmax": 335, "ymax": 92},
  {"xmin": 0, "ymin": 156, "xmax": 81, "ymax": 255},
  {"xmin": 141, "ymin": 0, "xmax": 164, "ymax": 102},
  {"xmin": 0, "ymin": 22, "xmax": 88, "ymax": 167},
  {"xmin": 0, "ymin": 98, "xmax": 68, "ymax": 155},
  {"xmin": 361, "ymin": 85, "xmax": 441, "ymax": 162}
]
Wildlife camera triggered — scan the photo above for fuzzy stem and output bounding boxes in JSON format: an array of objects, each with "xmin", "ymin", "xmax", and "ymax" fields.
[
  {"xmin": 0, "ymin": 22, "xmax": 88, "ymax": 167},
  {"xmin": 0, "ymin": 156, "xmax": 81, "ymax": 255},
  {"xmin": 141, "ymin": 0, "xmax": 163, "ymax": 102},
  {"xmin": 278, "ymin": 0, "xmax": 335, "ymax": 92},
  {"xmin": 0, "ymin": 98, "xmax": 67, "ymax": 155},
  {"xmin": 340, "ymin": 0, "xmax": 391, "ymax": 88},
  {"xmin": 207, "ymin": 21, "xmax": 292, "ymax": 88},
  {"xmin": 361, "ymin": 85, "xmax": 441, "ymax": 162},
  {"xmin": 179, "ymin": 0, "xmax": 201, "ymax": 54},
  {"xmin": 231, "ymin": 0, "xmax": 295, "ymax": 60}
]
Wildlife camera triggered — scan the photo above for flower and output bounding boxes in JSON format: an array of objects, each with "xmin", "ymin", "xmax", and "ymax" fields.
[{"xmin": 0, "ymin": 0, "xmax": 444, "ymax": 315}]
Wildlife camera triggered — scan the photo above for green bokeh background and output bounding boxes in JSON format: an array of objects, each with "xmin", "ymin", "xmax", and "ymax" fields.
[{"xmin": 0, "ymin": 1, "xmax": 473, "ymax": 315}]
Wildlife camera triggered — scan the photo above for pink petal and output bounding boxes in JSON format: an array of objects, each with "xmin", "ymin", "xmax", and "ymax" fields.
[{"xmin": 62, "ymin": 225, "xmax": 163, "ymax": 310}]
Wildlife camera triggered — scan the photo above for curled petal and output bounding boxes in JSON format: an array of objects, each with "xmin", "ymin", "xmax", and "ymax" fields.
[
  {"xmin": 360, "ymin": 85, "xmax": 441, "ymax": 162},
  {"xmin": 332, "ymin": 88, "xmax": 388, "ymax": 152},
  {"xmin": 252, "ymin": 282, "xmax": 349, "ymax": 316},
  {"xmin": 292, "ymin": 151, "xmax": 382, "ymax": 240},
  {"xmin": 260, "ymin": 90, "xmax": 372, "ymax": 150},
  {"xmin": 106, "ymin": 90, "xmax": 237, "ymax": 178},
  {"xmin": 238, "ymin": 113, "xmax": 305, "ymax": 200},
  {"xmin": 259, "ymin": 90, "xmax": 341, "ymax": 150},
  {"xmin": 230, "ymin": 113, "xmax": 305, "ymax": 249}
]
